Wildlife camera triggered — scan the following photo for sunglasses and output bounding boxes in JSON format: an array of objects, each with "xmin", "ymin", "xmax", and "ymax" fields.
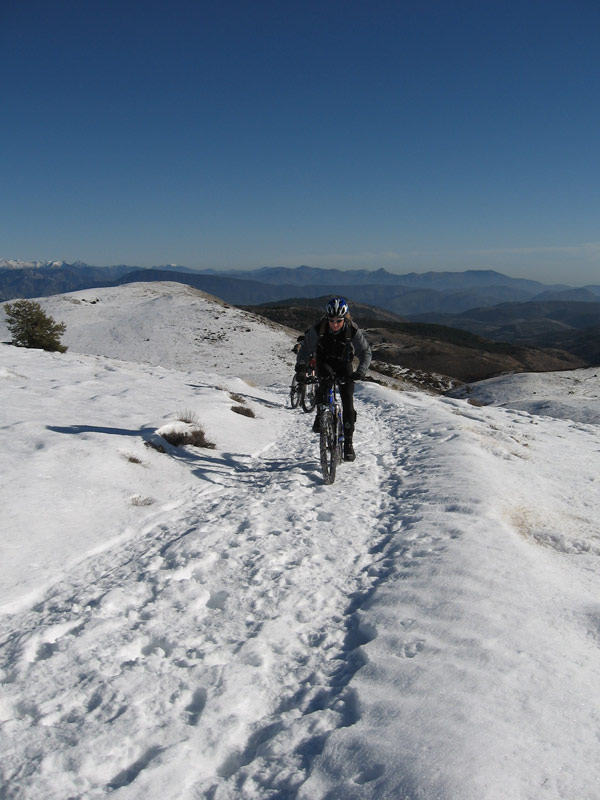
[{"xmin": 329, "ymin": 317, "xmax": 344, "ymax": 323}]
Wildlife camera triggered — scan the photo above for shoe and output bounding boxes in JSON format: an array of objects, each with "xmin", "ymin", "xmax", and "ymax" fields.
[
  {"xmin": 344, "ymin": 441, "xmax": 356, "ymax": 461},
  {"xmin": 312, "ymin": 415, "xmax": 320, "ymax": 433}
]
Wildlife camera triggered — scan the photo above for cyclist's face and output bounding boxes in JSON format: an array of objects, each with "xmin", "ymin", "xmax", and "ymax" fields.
[{"xmin": 328, "ymin": 318, "xmax": 344, "ymax": 332}]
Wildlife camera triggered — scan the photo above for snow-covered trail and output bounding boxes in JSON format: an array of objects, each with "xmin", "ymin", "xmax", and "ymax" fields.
[
  {"xmin": 0, "ymin": 381, "xmax": 428, "ymax": 799},
  {"xmin": 2, "ymin": 359, "xmax": 600, "ymax": 800},
  {"xmin": 302, "ymin": 395, "xmax": 600, "ymax": 800}
]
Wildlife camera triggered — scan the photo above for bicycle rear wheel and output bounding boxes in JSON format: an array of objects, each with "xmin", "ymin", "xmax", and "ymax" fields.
[
  {"xmin": 290, "ymin": 375, "xmax": 300, "ymax": 408},
  {"xmin": 319, "ymin": 409, "xmax": 337, "ymax": 484},
  {"xmin": 301, "ymin": 379, "xmax": 317, "ymax": 413}
]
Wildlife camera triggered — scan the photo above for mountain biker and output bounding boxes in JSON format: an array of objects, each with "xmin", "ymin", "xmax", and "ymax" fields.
[
  {"xmin": 292, "ymin": 335, "xmax": 304, "ymax": 355},
  {"xmin": 294, "ymin": 297, "xmax": 371, "ymax": 462}
]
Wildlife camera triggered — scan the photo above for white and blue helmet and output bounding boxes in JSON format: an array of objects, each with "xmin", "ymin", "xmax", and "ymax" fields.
[{"xmin": 325, "ymin": 297, "xmax": 349, "ymax": 318}]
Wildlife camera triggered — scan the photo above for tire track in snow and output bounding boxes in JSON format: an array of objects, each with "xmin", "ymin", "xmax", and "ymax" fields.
[{"xmin": 0, "ymin": 384, "xmax": 439, "ymax": 799}]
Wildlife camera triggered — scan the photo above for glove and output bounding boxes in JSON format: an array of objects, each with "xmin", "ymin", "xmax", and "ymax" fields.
[{"xmin": 352, "ymin": 371, "xmax": 365, "ymax": 381}]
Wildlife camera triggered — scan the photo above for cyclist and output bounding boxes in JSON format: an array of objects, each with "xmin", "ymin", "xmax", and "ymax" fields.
[
  {"xmin": 294, "ymin": 297, "xmax": 371, "ymax": 461},
  {"xmin": 292, "ymin": 334, "xmax": 304, "ymax": 355}
]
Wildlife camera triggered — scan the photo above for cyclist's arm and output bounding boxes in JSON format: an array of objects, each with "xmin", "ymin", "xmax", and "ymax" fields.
[{"xmin": 352, "ymin": 328, "xmax": 372, "ymax": 375}]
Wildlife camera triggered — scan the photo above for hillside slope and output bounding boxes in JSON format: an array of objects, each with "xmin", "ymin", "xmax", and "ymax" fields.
[{"xmin": 243, "ymin": 301, "xmax": 586, "ymax": 382}]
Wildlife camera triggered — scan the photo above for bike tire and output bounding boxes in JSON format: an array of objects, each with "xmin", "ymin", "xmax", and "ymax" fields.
[
  {"xmin": 319, "ymin": 410, "xmax": 337, "ymax": 484},
  {"xmin": 335, "ymin": 412, "xmax": 344, "ymax": 465},
  {"xmin": 301, "ymin": 380, "xmax": 317, "ymax": 413},
  {"xmin": 290, "ymin": 375, "xmax": 300, "ymax": 409}
]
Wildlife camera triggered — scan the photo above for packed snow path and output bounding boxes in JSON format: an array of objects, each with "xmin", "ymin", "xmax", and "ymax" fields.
[
  {"xmin": 0, "ymin": 379, "xmax": 426, "ymax": 798},
  {"xmin": 2, "ymin": 360, "xmax": 600, "ymax": 799}
]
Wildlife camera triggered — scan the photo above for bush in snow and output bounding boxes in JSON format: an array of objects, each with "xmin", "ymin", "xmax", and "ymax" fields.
[
  {"xmin": 157, "ymin": 419, "xmax": 216, "ymax": 449},
  {"xmin": 231, "ymin": 405, "xmax": 255, "ymax": 418},
  {"xmin": 165, "ymin": 428, "xmax": 215, "ymax": 448},
  {"xmin": 4, "ymin": 300, "xmax": 67, "ymax": 353}
]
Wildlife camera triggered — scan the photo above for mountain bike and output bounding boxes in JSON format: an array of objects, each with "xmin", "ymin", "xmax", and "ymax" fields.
[
  {"xmin": 318, "ymin": 375, "xmax": 345, "ymax": 485},
  {"xmin": 300, "ymin": 359, "xmax": 318, "ymax": 412},
  {"xmin": 290, "ymin": 373, "xmax": 301, "ymax": 408},
  {"xmin": 290, "ymin": 359, "xmax": 318, "ymax": 412}
]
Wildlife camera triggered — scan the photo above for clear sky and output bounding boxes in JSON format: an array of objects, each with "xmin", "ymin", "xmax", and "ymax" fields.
[{"xmin": 2, "ymin": 0, "xmax": 599, "ymax": 284}]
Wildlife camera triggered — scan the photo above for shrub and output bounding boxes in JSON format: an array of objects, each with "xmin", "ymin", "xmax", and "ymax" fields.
[
  {"xmin": 4, "ymin": 300, "xmax": 67, "ymax": 352},
  {"xmin": 160, "ymin": 424, "xmax": 216, "ymax": 449},
  {"xmin": 231, "ymin": 404, "xmax": 255, "ymax": 418}
]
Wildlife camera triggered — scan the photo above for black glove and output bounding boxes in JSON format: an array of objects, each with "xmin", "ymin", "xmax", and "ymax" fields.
[{"xmin": 351, "ymin": 371, "xmax": 365, "ymax": 381}]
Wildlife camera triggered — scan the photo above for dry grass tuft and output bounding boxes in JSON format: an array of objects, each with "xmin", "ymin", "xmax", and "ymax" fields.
[
  {"xmin": 176, "ymin": 409, "xmax": 199, "ymax": 425},
  {"xmin": 162, "ymin": 426, "xmax": 216, "ymax": 449},
  {"xmin": 123, "ymin": 452, "xmax": 144, "ymax": 464},
  {"xmin": 231, "ymin": 405, "xmax": 255, "ymax": 418}
]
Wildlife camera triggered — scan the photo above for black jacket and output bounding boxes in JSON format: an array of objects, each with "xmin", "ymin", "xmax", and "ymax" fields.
[{"xmin": 295, "ymin": 317, "xmax": 372, "ymax": 376}]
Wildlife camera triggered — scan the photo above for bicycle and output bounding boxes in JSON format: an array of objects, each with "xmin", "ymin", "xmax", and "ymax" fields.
[
  {"xmin": 290, "ymin": 373, "xmax": 301, "ymax": 409},
  {"xmin": 318, "ymin": 374, "xmax": 345, "ymax": 485},
  {"xmin": 290, "ymin": 359, "xmax": 318, "ymax": 412},
  {"xmin": 300, "ymin": 359, "xmax": 318, "ymax": 413}
]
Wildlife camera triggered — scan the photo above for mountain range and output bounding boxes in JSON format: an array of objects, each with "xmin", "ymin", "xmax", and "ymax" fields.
[
  {"xmin": 2, "ymin": 260, "xmax": 599, "ymax": 366},
  {"xmin": 4, "ymin": 260, "xmax": 599, "ymax": 305}
]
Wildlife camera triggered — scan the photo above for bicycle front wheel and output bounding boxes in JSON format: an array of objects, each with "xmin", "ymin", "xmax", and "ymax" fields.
[
  {"xmin": 301, "ymin": 380, "xmax": 317, "ymax": 413},
  {"xmin": 335, "ymin": 412, "xmax": 344, "ymax": 465},
  {"xmin": 290, "ymin": 375, "xmax": 300, "ymax": 408},
  {"xmin": 319, "ymin": 410, "xmax": 337, "ymax": 484}
]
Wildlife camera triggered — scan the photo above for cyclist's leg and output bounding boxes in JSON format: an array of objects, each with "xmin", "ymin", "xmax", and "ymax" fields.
[
  {"xmin": 337, "ymin": 368, "xmax": 356, "ymax": 460},
  {"xmin": 337, "ymin": 366, "xmax": 355, "ymax": 436}
]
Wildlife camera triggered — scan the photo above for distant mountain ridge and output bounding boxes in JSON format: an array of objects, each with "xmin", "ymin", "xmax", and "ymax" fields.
[
  {"xmin": 2, "ymin": 262, "xmax": 599, "ymax": 353},
  {"xmin": 0, "ymin": 263, "xmax": 134, "ymax": 302},
  {"xmin": 115, "ymin": 268, "xmax": 600, "ymax": 317},
  {"xmin": 197, "ymin": 265, "xmax": 568, "ymax": 294},
  {"xmin": 3, "ymin": 259, "xmax": 597, "ymax": 368}
]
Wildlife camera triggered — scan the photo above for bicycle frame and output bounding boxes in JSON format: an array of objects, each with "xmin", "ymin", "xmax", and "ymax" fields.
[{"xmin": 318, "ymin": 376, "xmax": 345, "ymax": 484}]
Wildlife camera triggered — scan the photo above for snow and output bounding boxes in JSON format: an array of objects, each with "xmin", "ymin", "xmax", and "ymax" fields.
[
  {"xmin": 448, "ymin": 368, "xmax": 600, "ymax": 425},
  {"xmin": 1, "ymin": 282, "xmax": 600, "ymax": 799},
  {"xmin": 0, "ymin": 259, "xmax": 66, "ymax": 270}
]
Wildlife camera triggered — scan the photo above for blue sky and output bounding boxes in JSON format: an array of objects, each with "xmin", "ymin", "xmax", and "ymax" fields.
[{"xmin": 2, "ymin": 0, "xmax": 599, "ymax": 284}]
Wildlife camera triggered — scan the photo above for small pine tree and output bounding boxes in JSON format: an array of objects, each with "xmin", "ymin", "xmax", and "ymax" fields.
[{"xmin": 4, "ymin": 300, "xmax": 68, "ymax": 353}]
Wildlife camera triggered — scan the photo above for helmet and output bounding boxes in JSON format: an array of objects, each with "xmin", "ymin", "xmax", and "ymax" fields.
[{"xmin": 325, "ymin": 297, "xmax": 349, "ymax": 318}]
